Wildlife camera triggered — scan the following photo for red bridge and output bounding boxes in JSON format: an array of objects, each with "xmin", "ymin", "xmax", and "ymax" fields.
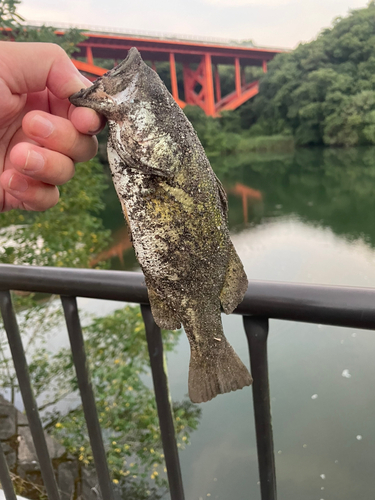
[{"xmin": 67, "ymin": 29, "xmax": 283, "ymax": 116}]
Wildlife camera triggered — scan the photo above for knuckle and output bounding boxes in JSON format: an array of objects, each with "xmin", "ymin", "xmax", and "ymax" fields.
[
  {"xmin": 73, "ymin": 135, "xmax": 97, "ymax": 162},
  {"xmin": 56, "ymin": 159, "xmax": 75, "ymax": 185},
  {"xmin": 38, "ymin": 187, "xmax": 59, "ymax": 211},
  {"xmin": 23, "ymin": 185, "xmax": 59, "ymax": 212},
  {"xmin": 50, "ymin": 43, "xmax": 66, "ymax": 59}
]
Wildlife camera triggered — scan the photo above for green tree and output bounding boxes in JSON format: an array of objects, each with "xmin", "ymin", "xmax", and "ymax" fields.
[
  {"xmin": 30, "ymin": 306, "xmax": 200, "ymax": 499},
  {"xmin": 247, "ymin": 1, "xmax": 375, "ymax": 146},
  {"xmin": 0, "ymin": 159, "xmax": 111, "ymax": 268},
  {"xmin": 0, "ymin": 0, "xmax": 23, "ymax": 29},
  {"xmin": 12, "ymin": 25, "xmax": 87, "ymax": 55},
  {"xmin": 0, "ymin": 0, "xmax": 86, "ymax": 51}
]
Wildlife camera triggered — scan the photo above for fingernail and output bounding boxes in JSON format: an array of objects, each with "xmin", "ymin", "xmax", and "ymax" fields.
[
  {"xmin": 29, "ymin": 115, "xmax": 54, "ymax": 138},
  {"xmin": 71, "ymin": 74, "xmax": 91, "ymax": 91},
  {"xmin": 8, "ymin": 174, "xmax": 28, "ymax": 192},
  {"xmin": 83, "ymin": 109, "xmax": 103, "ymax": 135},
  {"xmin": 24, "ymin": 150, "xmax": 45, "ymax": 172},
  {"xmin": 77, "ymin": 74, "xmax": 92, "ymax": 87},
  {"xmin": 88, "ymin": 125, "xmax": 102, "ymax": 135}
]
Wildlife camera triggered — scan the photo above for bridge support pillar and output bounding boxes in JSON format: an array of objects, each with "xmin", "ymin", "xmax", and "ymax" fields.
[
  {"xmin": 235, "ymin": 57, "xmax": 241, "ymax": 97},
  {"xmin": 204, "ymin": 54, "xmax": 215, "ymax": 116},
  {"xmin": 214, "ymin": 64, "xmax": 221, "ymax": 102},
  {"xmin": 169, "ymin": 53, "xmax": 179, "ymax": 101},
  {"xmin": 86, "ymin": 46, "xmax": 93, "ymax": 66},
  {"xmin": 182, "ymin": 54, "xmax": 216, "ymax": 116}
]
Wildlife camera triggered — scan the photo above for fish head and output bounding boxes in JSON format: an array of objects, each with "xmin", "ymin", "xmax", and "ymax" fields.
[
  {"xmin": 69, "ymin": 47, "xmax": 144, "ymax": 119},
  {"xmin": 71, "ymin": 47, "xmax": 189, "ymax": 176}
]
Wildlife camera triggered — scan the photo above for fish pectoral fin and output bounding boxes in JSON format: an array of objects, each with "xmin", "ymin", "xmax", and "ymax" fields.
[
  {"xmin": 112, "ymin": 132, "xmax": 176, "ymax": 179},
  {"xmin": 220, "ymin": 242, "xmax": 248, "ymax": 314},
  {"xmin": 146, "ymin": 284, "xmax": 181, "ymax": 330}
]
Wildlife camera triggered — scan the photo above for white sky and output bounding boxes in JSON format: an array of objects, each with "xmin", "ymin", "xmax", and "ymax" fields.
[{"xmin": 18, "ymin": 0, "xmax": 369, "ymax": 49}]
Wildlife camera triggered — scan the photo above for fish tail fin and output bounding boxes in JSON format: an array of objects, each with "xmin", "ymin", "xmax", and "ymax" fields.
[{"xmin": 188, "ymin": 337, "xmax": 252, "ymax": 404}]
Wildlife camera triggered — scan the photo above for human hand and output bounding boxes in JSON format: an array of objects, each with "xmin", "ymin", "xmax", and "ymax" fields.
[{"xmin": 0, "ymin": 41, "xmax": 105, "ymax": 212}]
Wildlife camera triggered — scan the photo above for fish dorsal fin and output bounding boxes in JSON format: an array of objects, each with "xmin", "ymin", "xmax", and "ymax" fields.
[{"xmin": 215, "ymin": 174, "xmax": 228, "ymax": 220}]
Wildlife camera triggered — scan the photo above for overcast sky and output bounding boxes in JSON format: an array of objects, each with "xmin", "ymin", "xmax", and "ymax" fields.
[{"xmin": 18, "ymin": 0, "xmax": 369, "ymax": 49}]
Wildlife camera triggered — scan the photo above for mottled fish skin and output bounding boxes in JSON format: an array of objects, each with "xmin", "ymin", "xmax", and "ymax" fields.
[{"xmin": 70, "ymin": 48, "xmax": 252, "ymax": 403}]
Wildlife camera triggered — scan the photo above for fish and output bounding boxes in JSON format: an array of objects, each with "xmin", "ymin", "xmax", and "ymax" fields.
[{"xmin": 69, "ymin": 48, "xmax": 252, "ymax": 403}]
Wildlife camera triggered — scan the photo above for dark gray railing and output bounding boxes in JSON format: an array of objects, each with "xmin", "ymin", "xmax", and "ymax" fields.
[{"xmin": 1, "ymin": 264, "xmax": 375, "ymax": 500}]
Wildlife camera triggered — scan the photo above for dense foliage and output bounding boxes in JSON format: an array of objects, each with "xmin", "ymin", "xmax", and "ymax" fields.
[
  {"xmin": 184, "ymin": 105, "xmax": 294, "ymax": 157},
  {"xmin": 0, "ymin": 0, "xmax": 86, "ymax": 52},
  {"xmin": 11, "ymin": 25, "xmax": 87, "ymax": 55},
  {"xmin": 32, "ymin": 306, "xmax": 200, "ymax": 499},
  {"xmin": 0, "ymin": 159, "xmax": 111, "ymax": 268},
  {"xmin": 246, "ymin": 1, "xmax": 375, "ymax": 147},
  {"xmin": 0, "ymin": 0, "xmax": 22, "ymax": 29}
]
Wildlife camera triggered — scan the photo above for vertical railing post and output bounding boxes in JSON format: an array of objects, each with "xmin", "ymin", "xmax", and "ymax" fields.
[
  {"xmin": 243, "ymin": 316, "xmax": 277, "ymax": 500},
  {"xmin": 61, "ymin": 296, "xmax": 115, "ymax": 500},
  {"xmin": 0, "ymin": 290, "xmax": 61, "ymax": 500},
  {"xmin": 141, "ymin": 304, "xmax": 185, "ymax": 500},
  {"xmin": 0, "ymin": 443, "xmax": 17, "ymax": 500}
]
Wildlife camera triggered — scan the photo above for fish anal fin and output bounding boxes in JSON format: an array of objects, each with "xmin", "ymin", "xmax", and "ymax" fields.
[
  {"xmin": 147, "ymin": 285, "xmax": 181, "ymax": 330},
  {"xmin": 220, "ymin": 243, "xmax": 248, "ymax": 314},
  {"xmin": 188, "ymin": 339, "xmax": 252, "ymax": 403}
]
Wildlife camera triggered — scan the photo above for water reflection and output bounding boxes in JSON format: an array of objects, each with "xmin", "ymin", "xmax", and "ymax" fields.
[
  {"xmin": 103, "ymin": 146, "xmax": 375, "ymax": 269},
  {"xmin": 227, "ymin": 183, "xmax": 263, "ymax": 225},
  {"xmin": 214, "ymin": 146, "xmax": 375, "ymax": 245}
]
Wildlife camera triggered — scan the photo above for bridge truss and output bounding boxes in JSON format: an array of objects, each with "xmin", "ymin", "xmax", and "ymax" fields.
[{"xmin": 68, "ymin": 31, "xmax": 282, "ymax": 116}]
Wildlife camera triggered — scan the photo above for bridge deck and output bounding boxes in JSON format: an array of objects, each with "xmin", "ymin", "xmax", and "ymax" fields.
[
  {"xmin": 66, "ymin": 30, "xmax": 283, "ymax": 66},
  {"xmin": 59, "ymin": 28, "xmax": 284, "ymax": 115}
]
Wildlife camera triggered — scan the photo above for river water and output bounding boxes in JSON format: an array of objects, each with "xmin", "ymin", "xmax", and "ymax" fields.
[{"xmin": 97, "ymin": 146, "xmax": 375, "ymax": 499}]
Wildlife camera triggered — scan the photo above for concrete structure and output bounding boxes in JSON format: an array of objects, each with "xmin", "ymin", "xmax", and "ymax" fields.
[{"xmin": 0, "ymin": 396, "xmax": 97, "ymax": 500}]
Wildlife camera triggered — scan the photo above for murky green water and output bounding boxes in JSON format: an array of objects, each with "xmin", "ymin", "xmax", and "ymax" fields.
[{"xmin": 101, "ymin": 146, "xmax": 375, "ymax": 500}]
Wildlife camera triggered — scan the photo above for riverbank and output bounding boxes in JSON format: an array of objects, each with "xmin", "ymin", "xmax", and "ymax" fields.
[
  {"xmin": 232, "ymin": 134, "xmax": 294, "ymax": 154},
  {"xmin": 205, "ymin": 133, "xmax": 295, "ymax": 158}
]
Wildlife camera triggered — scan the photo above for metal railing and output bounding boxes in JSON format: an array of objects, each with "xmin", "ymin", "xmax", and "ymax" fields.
[
  {"xmin": 23, "ymin": 20, "xmax": 256, "ymax": 47},
  {"xmin": 1, "ymin": 263, "xmax": 375, "ymax": 500}
]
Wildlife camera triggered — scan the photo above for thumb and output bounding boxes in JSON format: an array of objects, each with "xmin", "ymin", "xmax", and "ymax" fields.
[{"xmin": 0, "ymin": 41, "xmax": 91, "ymax": 99}]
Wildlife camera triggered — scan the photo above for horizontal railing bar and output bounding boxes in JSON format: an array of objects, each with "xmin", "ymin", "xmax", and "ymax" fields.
[
  {"xmin": 1, "ymin": 264, "xmax": 375, "ymax": 329},
  {"xmin": 0, "ymin": 265, "xmax": 148, "ymax": 304}
]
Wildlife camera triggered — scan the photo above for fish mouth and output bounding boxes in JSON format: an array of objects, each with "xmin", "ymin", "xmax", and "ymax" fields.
[
  {"xmin": 69, "ymin": 81, "xmax": 101, "ymax": 108},
  {"xmin": 69, "ymin": 47, "xmax": 142, "ymax": 111}
]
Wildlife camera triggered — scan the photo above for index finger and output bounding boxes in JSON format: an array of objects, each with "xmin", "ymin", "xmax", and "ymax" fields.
[{"xmin": 0, "ymin": 41, "xmax": 90, "ymax": 99}]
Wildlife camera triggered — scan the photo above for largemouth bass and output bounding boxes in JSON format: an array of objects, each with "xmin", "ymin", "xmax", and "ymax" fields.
[{"xmin": 70, "ymin": 48, "xmax": 252, "ymax": 403}]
